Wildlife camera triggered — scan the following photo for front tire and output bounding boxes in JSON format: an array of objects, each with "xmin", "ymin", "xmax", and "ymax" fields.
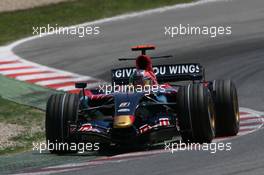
[
  {"xmin": 46, "ymin": 93, "xmax": 79, "ymax": 154},
  {"xmin": 177, "ymin": 83, "xmax": 215, "ymax": 143}
]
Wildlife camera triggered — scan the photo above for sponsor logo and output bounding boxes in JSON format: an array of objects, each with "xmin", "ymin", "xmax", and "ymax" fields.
[
  {"xmin": 139, "ymin": 124, "xmax": 152, "ymax": 134},
  {"xmin": 113, "ymin": 64, "xmax": 201, "ymax": 78},
  {"xmin": 119, "ymin": 102, "xmax": 130, "ymax": 108},
  {"xmin": 114, "ymin": 68, "xmax": 136, "ymax": 78},
  {"xmin": 78, "ymin": 123, "xmax": 100, "ymax": 132},
  {"xmin": 117, "ymin": 108, "xmax": 130, "ymax": 112},
  {"xmin": 78, "ymin": 123, "xmax": 92, "ymax": 131},
  {"xmin": 159, "ymin": 118, "xmax": 170, "ymax": 126}
]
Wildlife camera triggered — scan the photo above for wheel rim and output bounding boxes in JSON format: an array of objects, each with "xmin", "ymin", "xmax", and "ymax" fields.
[
  {"xmin": 208, "ymin": 105, "xmax": 216, "ymax": 131},
  {"xmin": 233, "ymin": 88, "xmax": 239, "ymax": 123}
]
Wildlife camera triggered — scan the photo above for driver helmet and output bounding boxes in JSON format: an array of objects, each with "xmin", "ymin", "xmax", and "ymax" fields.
[{"xmin": 129, "ymin": 70, "xmax": 155, "ymax": 86}]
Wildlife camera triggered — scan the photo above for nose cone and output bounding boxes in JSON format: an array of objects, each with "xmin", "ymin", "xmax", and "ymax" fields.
[{"xmin": 113, "ymin": 115, "xmax": 135, "ymax": 128}]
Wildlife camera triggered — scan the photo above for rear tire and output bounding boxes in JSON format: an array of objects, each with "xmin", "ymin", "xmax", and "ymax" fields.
[
  {"xmin": 46, "ymin": 93, "xmax": 79, "ymax": 154},
  {"xmin": 213, "ymin": 80, "xmax": 240, "ymax": 137},
  {"xmin": 177, "ymin": 83, "xmax": 215, "ymax": 143}
]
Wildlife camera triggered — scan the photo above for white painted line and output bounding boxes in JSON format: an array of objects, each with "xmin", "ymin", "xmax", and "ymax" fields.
[
  {"xmin": 111, "ymin": 149, "xmax": 167, "ymax": 159},
  {"xmin": 0, "ymin": 63, "xmax": 33, "ymax": 69},
  {"xmin": 16, "ymin": 72, "xmax": 73, "ymax": 81},
  {"xmin": 44, "ymin": 161, "xmax": 105, "ymax": 170},
  {"xmin": 239, "ymin": 118, "xmax": 262, "ymax": 124},
  {"xmin": 239, "ymin": 125, "xmax": 261, "ymax": 130},
  {"xmin": 240, "ymin": 113, "xmax": 260, "ymax": 118},
  {"xmin": 0, "ymin": 67, "xmax": 49, "ymax": 75},
  {"xmin": 0, "ymin": 58, "xmax": 18, "ymax": 62},
  {"xmin": 0, "ymin": 52, "xmax": 16, "ymax": 59},
  {"xmin": 240, "ymin": 107, "xmax": 264, "ymax": 115},
  {"xmin": 12, "ymin": 167, "xmax": 83, "ymax": 175},
  {"xmin": 238, "ymin": 130, "xmax": 256, "ymax": 136}
]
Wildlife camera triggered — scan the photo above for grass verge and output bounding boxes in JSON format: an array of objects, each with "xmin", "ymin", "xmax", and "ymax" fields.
[
  {"xmin": 0, "ymin": 75, "xmax": 58, "ymax": 110},
  {"xmin": 0, "ymin": 75, "xmax": 57, "ymax": 155},
  {"xmin": 0, "ymin": 0, "xmax": 193, "ymax": 45},
  {"xmin": 0, "ymin": 96, "xmax": 45, "ymax": 155}
]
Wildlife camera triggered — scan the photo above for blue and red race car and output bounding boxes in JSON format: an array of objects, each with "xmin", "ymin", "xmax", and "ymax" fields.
[{"xmin": 45, "ymin": 45, "xmax": 239, "ymax": 154}]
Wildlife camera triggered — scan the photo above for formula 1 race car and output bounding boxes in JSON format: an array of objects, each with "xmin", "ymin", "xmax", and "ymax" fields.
[{"xmin": 45, "ymin": 45, "xmax": 240, "ymax": 154}]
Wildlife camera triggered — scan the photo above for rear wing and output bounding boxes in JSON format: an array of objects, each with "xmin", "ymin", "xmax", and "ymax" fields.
[{"xmin": 111, "ymin": 63, "xmax": 204, "ymax": 85}]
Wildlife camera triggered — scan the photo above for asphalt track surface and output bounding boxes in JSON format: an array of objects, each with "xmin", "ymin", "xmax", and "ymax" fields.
[{"xmin": 8, "ymin": 0, "xmax": 264, "ymax": 174}]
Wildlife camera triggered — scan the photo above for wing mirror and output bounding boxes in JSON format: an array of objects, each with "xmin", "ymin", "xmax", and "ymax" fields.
[{"xmin": 75, "ymin": 82, "xmax": 87, "ymax": 89}]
